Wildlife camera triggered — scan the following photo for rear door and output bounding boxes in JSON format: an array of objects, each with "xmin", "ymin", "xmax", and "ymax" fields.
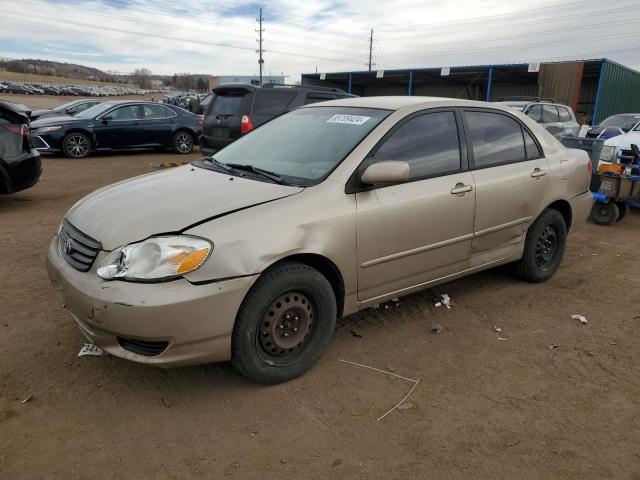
[
  {"xmin": 356, "ymin": 109, "xmax": 476, "ymax": 303},
  {"xmin": 139, "ymin": 104, "xmax": 175, "ymax": 145},
  {"xmin": 462, "ymin": 109, "xmax": 550, "ymax": 263},
  {"xmin": 204, "ymin": 88, "xmax": 251, "ymax": 145},
  {"xmin": 250, "ymin": 89, "xmax": 298, "ymax": 127}
]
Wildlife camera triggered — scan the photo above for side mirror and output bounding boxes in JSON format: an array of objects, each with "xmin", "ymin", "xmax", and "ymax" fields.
[
  {"xmin": 102, "ymin": 115, "xmax": 112, "ymax": 123},
  {"xmin": 65, "ymin": 107, "xmax": 74, "ymax": 114},
  {"xmin": 361, "ymin": 161, "xmax": 410, "ymax": 185}
]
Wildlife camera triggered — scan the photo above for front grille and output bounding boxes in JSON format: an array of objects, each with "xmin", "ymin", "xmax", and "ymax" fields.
[
  {"xmin": 117, "ymin": 337, "xmax": 169, "ymax": 357},
  {"xmin": 32, "ymin": 135, "xmax": 49, "ymax": 150},
  {"xmin": 58, "ymin": 219, "xmax": 101, "ymax": 272}
]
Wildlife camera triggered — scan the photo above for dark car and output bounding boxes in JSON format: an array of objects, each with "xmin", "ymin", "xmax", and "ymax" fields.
[
  {"xmin": 30, "ymin": 101, "xmax": 203, "ymax": 158},
  {"xmin": 200, "ymin": 84, "xmax": 354, "ymax": 154},
  {"xmin": 585, "ymin": 113, "xmax": 640, "ymax": 140},
  {"xmin": 0, "ymin": 100, "xmax": 42, "ymax": 194},
  {"xmin": 30, "ymin": 99, "xmax": 103, "ymax": 122}
]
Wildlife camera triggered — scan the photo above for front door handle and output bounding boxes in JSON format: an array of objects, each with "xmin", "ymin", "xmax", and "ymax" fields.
[
  {"xmin": 531, "ymin": 168, "xmax": 547, "ymax": 178},
  {"xmin": 450, "ymin": 183, "xmax": 473, "ymax": 195}
]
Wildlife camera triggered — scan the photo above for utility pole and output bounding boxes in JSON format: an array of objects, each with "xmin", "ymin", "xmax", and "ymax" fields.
[
  {"xmin": 256, "ymin": 8, "xmax": 265, "ymax": 84},
  {"xmin": 368, "ymin": 28, "xmax": 374, "ymax": 71}
]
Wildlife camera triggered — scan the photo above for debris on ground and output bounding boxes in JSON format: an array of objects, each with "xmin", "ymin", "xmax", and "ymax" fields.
[
  {"xmin": 350, "ymin": 330, "xmax": 362, "ymax": 338},
  {"xmin": 434, "ymin": 294, "xmax": 452, "ymax": 309},
  {"xmin": 332, "ymin": 458, "xmax": 343, "ymax": 468},
  {"xmin": 21, "ymin": 394, "xmax": 33, "ymax": 404},
  {"xmin": 397, "ymin": 402, "xmax": 414, "ymax": 411},
  {"xmin": 548, "ymin": 344, "xmax": 560, "ymax": 350},
  {"xmin": 431, "ymin": 324, "xmax": 443, "ymax": 334},
  {"xmin": 571, "ymin": 314, "xmax": 589, "ymax": 325},
  {"xmin": 161, "ymin": 397, "xmax": 172, "ymax": 408},
  {"xmin": 494, "ymin": 326, "xmax": 502, "ymax": 333},
  {"xmin": 78, "ymin": 343, "xmax": 104, "ymax": 357},
  {"xmin": 498, "ymin": 337, "xmax": 508, "ymax": 341}
]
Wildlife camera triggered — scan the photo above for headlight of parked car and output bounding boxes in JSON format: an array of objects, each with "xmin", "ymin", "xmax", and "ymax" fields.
[
  {"xmin": 600, "ymin": 145, "xmax": 616, "ymax": 162},
  {"xmin": 34, "ymin": 126, "xmax": 63, "ymax": 133},
  {"xmin": 97, "ymin": 236, "xmax": 212, "ymax": 282}
]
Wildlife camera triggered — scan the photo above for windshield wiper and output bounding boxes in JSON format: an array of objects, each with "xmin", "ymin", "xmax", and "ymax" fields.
[
  {"xmin": 225, "ymin": 163, "xmax": 287, "ymax": 184},
  {"xmin": 203, "ymin": 156, "xmax": 234, "ymax": 173}
]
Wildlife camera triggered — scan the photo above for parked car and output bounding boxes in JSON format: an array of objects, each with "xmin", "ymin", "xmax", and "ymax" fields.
[
  {"xmin": 497, "ymin": 97, "xmax": 580, "ymax": 139},
  {"xmin": 599, "ymin": 122, "xmax": 640, "ymax": 165},
  {"xmin": 30, "ymin": 99, "xmax": 103, "ymax": 122},
  {"xmin": 200, "ymin": 83, "xmax": 355, "ymax": 153},
  {"xmin": 0, "ymin": 100, "xmax": 42, "ymax": 194},
  {"xmin": 46, "ymin": 97, "xmax": 592, "ymax": 383},
  {"xmin": 30, "ymin": 101, "xmax": 202, "ymax": 158},
  {"xmin": 585, "ymin": 113, "xmax": 640, "ymax": 140}
]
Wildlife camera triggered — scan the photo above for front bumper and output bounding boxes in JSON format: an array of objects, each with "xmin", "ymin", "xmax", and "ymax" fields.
[
  {"xmin": 46, "ymin": 236, "xmax": 258, "ymax": 367},
  {"xmin": 569, "ymin": 190, "xmax": 594, "ymax": 229}
]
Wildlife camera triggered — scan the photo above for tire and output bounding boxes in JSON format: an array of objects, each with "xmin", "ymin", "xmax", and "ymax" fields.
[
  {"xmin": 62, "ymin": 132, "xmax": 91, "ymax": 159},
  {"xmin": 615, "ymin": 202, "xmax": 629, "ymax": 222},
  {"xmin": 590, "ymin": 202, "xmax": 619, "ymax": 226},
  {"xmin": 231, "ymin": 261, "xmax": 337, "ymax": 384},
  {"xmin": 172, "ymin": 131, "xmax": 194, "ymax": 154},
  {"xmin": 516, "ymin": 208, "xmax": 567, "ymax": 283}
]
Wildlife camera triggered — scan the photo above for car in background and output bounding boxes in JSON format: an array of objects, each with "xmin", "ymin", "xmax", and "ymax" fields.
[
  {"xmin": 599, "ymin": 121, "xmax": 640, "ymax": 165},
  {"xmin": 30, "ymin": 101, "xmax": 202, "ymax": 158},
  {"xmin": 497, "ymin": 97, "xmax": 580, "ymax": 139},
  {"xmin": 200, "ymin": 84, "xmax": 355, "ymax": 154},
  {"xmin": 0, "ymin": 100, "xmax": 42, "ymax": 194},
  {"xmin": 585, "ymin": 113, "xmax": 640, "ymax": 140},
  {"xmin": 30, "ymin": 99, "xmax": 103, "ymax": 122},
  {"xmin": 46, "ymin": 97, "xmax": 592, "ymax": 383}
]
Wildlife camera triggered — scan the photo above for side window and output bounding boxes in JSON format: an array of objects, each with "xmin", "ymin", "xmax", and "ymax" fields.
[
  {"xmin": 558, "ymin": 107, "xmax": 572, "ymax": 122},
  {"xmin": 465, "ymin": 111, "xmax": 526, "ymax": 167},
  {"xmin": 304, "ymin": 94, "xmax": 337, "ymax": 105},
  {"xmin": 523, "ymin": 129, "xmax": 542, "ymax": 159},
  {"xmin": 542, "ymin": 105, "xmax": 560, "ymax": 123},
  {"xmin": 252, "ymin": 91, "xmax": 297, "ymax": 116},
  {"xmin": 526, "ymin": 104, "xmax": 543, "ymax": 123},
  {"xmin": 372, "ymin": 111, "xmax": 461, "ymax": 179},
  {"xmin": 109, "ymin": 105, "xmax": 140, "ymax": 120},
  {"xmin": 144, "ymin": 104, "xmax": 171, "ymax": 119}
]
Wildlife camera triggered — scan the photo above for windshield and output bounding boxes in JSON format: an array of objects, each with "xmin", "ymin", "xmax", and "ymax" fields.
[
  {"xmin": 601, "ymin": 114, "xmax": 640, "ymax": 129},
  {"xmin": 75, "ymin": 103, "xmax": 115, "ymax": 119},
  {"xmin": 54, "ymin": 100, "xmax": 81, "ymax": 112},
  {"xmin": 202, "ymin": 106, "xmax": 391, "ymax": 185}
]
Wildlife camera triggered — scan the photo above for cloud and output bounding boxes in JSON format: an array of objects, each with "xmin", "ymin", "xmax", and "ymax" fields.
[{"xmin": 0, "ymin": 0, "xmax": 638, "ymax": 79}]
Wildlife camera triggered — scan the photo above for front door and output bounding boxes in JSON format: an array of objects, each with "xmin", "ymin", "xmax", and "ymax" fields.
[
  {"xmin": 94, "ymin": 104, "xmax": 142, "ymax": 149},
  {"xmin": 356, "ymin": 110, "xmax": 476, "ymax": 303},
  {"xmin": 462, "ymin": 109, "xmax": 550, "ymax": 263}
]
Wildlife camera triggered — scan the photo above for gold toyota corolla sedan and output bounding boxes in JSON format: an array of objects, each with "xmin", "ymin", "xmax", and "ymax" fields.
[{"xmin": 47, "ymin": 96, "xmax": 593, "ymax": 383}]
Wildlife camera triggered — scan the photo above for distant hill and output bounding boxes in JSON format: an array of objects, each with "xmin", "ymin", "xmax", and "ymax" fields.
[{"xmin": 0, "ymin": 58, "xmax": 117, "ymax": 82}]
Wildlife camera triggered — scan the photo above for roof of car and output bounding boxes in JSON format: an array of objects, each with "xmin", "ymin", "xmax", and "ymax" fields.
[{"xmin": 302, "ymin": 96, "xmax": 518, "ymax": 112}]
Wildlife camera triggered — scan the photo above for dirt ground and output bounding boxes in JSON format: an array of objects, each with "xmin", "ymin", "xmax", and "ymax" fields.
[{"xmin": 1, "ymin": 140, "xmax": 640, "ymax": 478}]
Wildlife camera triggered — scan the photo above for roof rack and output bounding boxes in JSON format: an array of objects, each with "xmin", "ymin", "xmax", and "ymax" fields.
[
  {"xmin": 261, "ymin": 83, "xmax": 349, "ymax": 94},
  {"xmin": 498, "ymin": 96, "xmax": 540, "ymax": 102}
]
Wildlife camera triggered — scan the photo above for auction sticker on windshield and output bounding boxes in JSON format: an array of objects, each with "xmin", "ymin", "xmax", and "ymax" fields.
[{"xmin": 326, "ymin": 114, "xmax": 371, "ymax": 125}]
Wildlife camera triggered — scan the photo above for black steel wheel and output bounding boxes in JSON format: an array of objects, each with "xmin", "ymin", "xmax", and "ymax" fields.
[
  {"xmin": 516, "ymin": 208, "xmax": 567, "ymax": 283},
  {"xmin": 62, "ymin": 133, "xmax": 91, "ymax": 158},
  {"xmin": 590, "ymin": 202, "xmax": 619, "ymax": 226},
  {"xmin": 232, "ymin": 261, "xmax": 337, "ymax": 384}
]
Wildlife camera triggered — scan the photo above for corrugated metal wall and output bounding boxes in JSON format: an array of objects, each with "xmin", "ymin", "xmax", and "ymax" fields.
[
  {"xmin": 490, "ymin": 84, "xmax": 538, "ymax": 101},
  {"xmin": 594, "ymin": 60, "xmax": 640, "ymax": 123}
]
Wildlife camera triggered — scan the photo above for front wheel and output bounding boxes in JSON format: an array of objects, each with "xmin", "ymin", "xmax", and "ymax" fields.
[
  {"xmin": 172, "ymin": 131, "xmax": 194, "ymax": 154},
  {"xmin": 516, "ymin": 208, "xmax": 567, "ymax": 283},
  {"xmin": 231, "ymin": 261, "xmax": 337, "ymax": 384},
  {"xmin": 590, "ymin": 202, "xmax": 619, "ymax": 225},
  {"xmin": 62, "ymin": 133, "xmax": 91, "ymax": 158}
]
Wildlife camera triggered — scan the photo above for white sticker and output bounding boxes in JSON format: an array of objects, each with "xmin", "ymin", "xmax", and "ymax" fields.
[
  {"xmin": 78, "ymin": 343, "xmax": 104, "ymax": 357},
  {"xmin": 376, "ymin": 70, "xmax": 384, "ymax": 79},
  {"xmin": 528, "ymin": 63, "xmax": 540, "ymax": 73},
  {"xmin": 327, "ymin": 114, "xmax": 371, "ymax": 125},
  {"xmin": 441, "ymin": 67, "xmax": 450, "ymax": 76},
  {"xmin": 320, "ymin": 73, "xmax": 326, "ymax": 80}
]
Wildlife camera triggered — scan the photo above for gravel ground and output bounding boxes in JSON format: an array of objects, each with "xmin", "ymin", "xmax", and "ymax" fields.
[{"xmin": 1, "ymin": 114, "xmax": 639, "ymax": 478}]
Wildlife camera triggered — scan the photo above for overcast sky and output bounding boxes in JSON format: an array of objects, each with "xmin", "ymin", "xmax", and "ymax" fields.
[{"xmin": 1, "ymin": 0, "xmax": 639, "ymax": 80}]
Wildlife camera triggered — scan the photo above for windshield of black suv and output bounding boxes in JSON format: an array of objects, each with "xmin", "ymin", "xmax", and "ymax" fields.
[{"xmin": 198, "ymin": 106, "xmax": 391, "ymax": 186}]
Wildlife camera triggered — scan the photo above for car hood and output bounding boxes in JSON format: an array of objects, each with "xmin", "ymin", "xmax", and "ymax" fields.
[
  {"xmin": 30, "ymin": 115, "xmax": 82, "ymax": 128},
  {"xmin": 604, "ymin": 130, "xmax": 640, "ymax": 148},
  {"xmin": 65, "ymin": 164, "xmax": 304, "ymax": 250},
  {"xmin": 587, "ymin": 126, "xmax": 622, "ymax": 139}
]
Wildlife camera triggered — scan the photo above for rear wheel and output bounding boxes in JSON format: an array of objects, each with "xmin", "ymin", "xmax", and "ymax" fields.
[
  {"xmin": 231, "ymin": 261, "xmax": 337, "ymax": 384},
  {"xmin": 62, "ymin": 133, "xmax": 91, "ymax": 158},
  {"xmin": 516, "ymin": 208, "xmax": 567, "ymax": 283},
  {"xmin": 172, "ymin": 131, "xmax": 194, "ymax": 154},
  {"xmin": 591, "ymin": 202, "xmax": 619, "ymax": 225},
  {"xmin": 615, "ymin": 202, "xmax": 629, "ymax": 222}
]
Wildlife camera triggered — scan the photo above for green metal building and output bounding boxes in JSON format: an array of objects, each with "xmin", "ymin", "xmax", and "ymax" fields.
[{"xmin": 301, "ymin": 59, "xmax": 640, "ymax": 124}]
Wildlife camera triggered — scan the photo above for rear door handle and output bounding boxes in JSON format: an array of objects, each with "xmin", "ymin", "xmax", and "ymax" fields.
[
  {"xmin": 450, "ymin": 184, "xmax": 473, "ymax": 195},
  {"xmin": 531, "ymin": 168, "xmax": 547, "ymax": 178}
]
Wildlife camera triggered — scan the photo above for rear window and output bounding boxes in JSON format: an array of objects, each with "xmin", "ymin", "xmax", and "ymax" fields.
[
  {"xmin": 558, "ymin": 107, "xmax": 572, "ymax": 122},
  {"xmin": 252, "ymin": 90, "xmax": 297, "ymax": 116},
  {"xmin": 0, "ymin": 115, "xmax": 23, "ymax": 159},
  {"xmin": 212, "ymin": 94, "xmax": 245, "ymax": 116}
]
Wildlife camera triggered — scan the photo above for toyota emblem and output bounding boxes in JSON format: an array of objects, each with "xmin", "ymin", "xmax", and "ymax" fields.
[{"xmin": 64, "ymin": 240, "xmax": 73, "ymax": 255}]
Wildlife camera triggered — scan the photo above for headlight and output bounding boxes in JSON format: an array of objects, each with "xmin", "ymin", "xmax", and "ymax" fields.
[
  {"xmin": 97, "ymin": 236, "xmax": 212, "ymax": 282},
  {"xmin": 35, "ymin": 126, "xmax": 62, "ymax": 133},
  {"xmin": 600, "ymin": 145, "xmax": 616, "ymax": 162}
]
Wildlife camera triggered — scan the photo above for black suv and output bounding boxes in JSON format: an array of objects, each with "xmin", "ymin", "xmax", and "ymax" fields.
[
  {"xmin": 0, "ymin": 100, "xmax": 42, "ymax": 194},
  {"xmin": 200, "ymin": 84, "xmax": 354, "ymax": 153}
]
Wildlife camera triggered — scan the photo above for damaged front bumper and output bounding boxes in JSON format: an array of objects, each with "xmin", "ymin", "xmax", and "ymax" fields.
[{"xmin": 46, "ymin": 235, "xmax": 258, "ymax": 367}]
